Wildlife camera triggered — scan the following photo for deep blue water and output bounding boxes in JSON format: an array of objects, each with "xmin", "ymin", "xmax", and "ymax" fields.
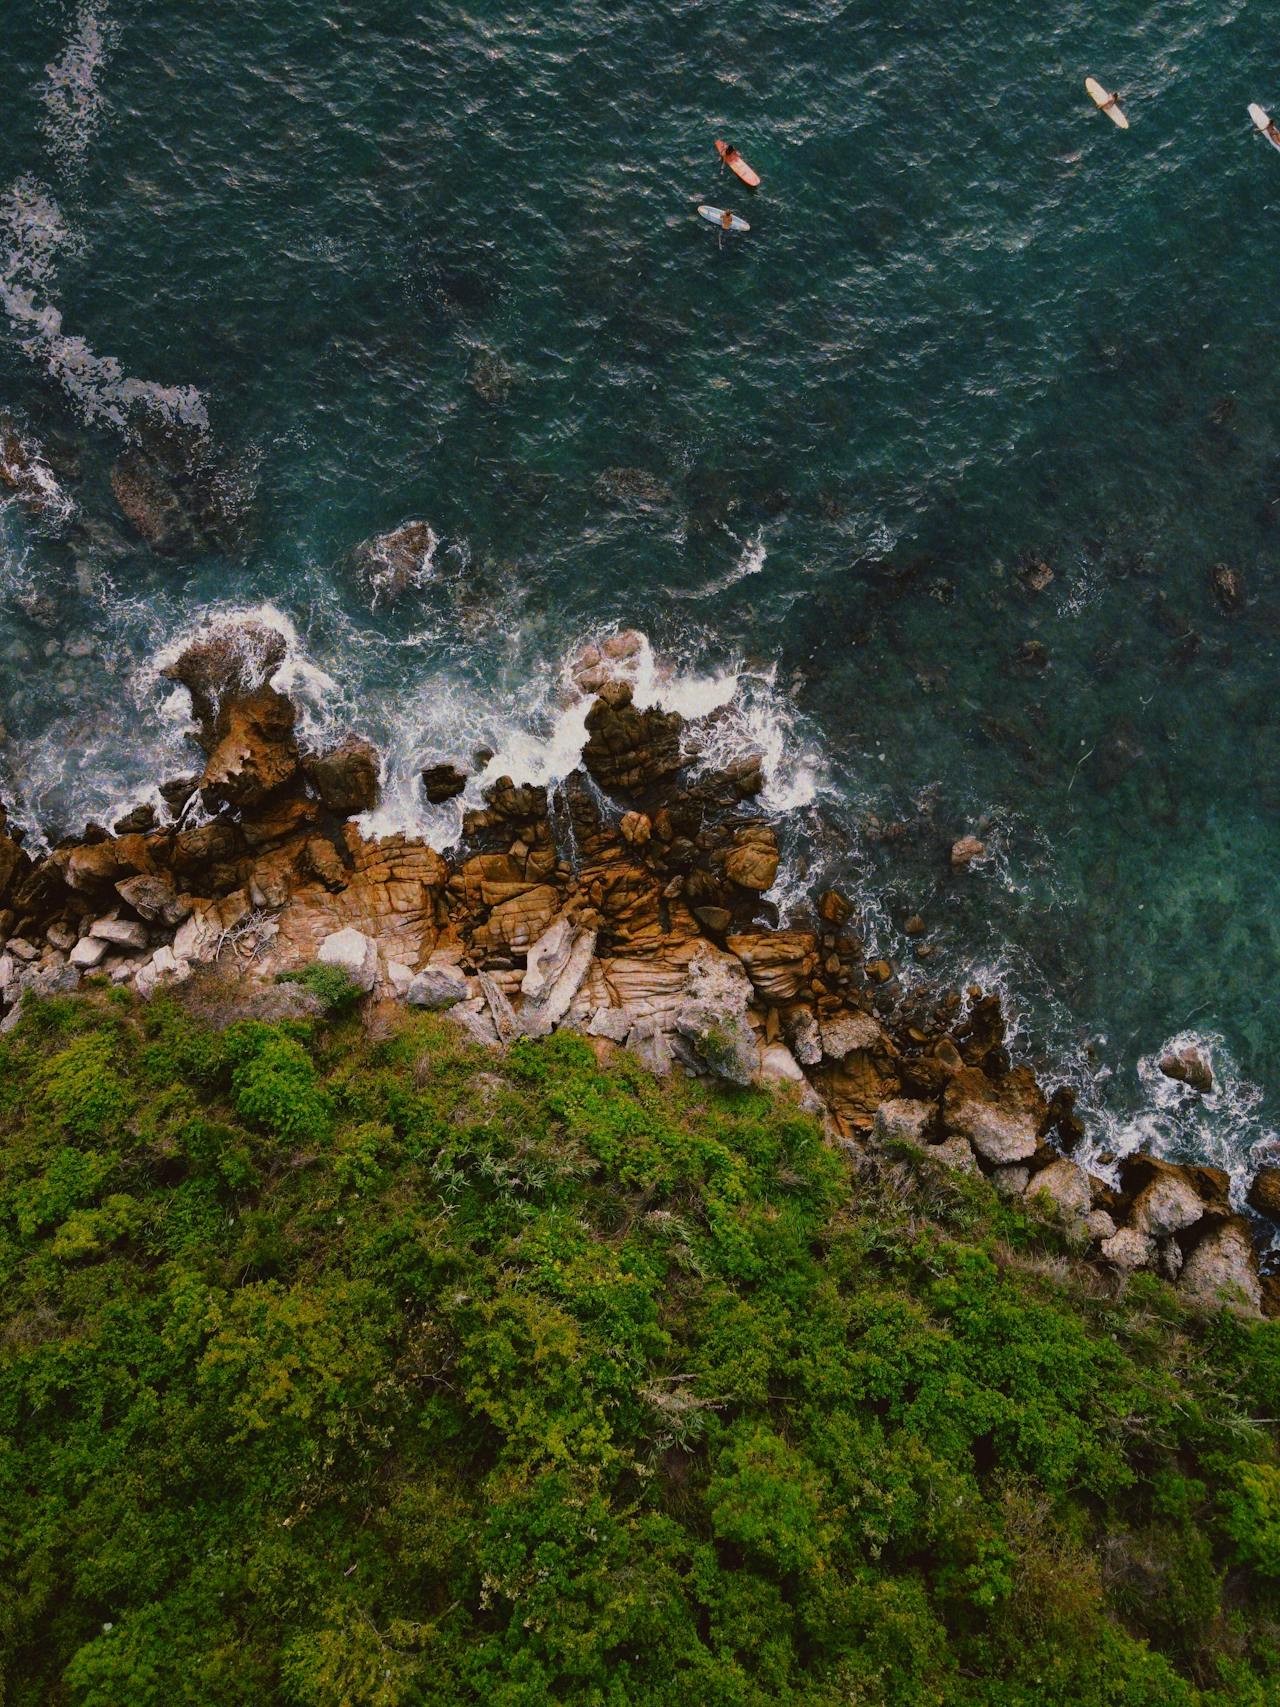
[{"xmin": 2, "ymin": 0, "xmax": 1279, "ymax": 1185}]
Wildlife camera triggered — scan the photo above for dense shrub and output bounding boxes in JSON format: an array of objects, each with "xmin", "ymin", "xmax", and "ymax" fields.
[{"xmin": 0, "ymin": 985, "xmax": 1276, "ymax": 1704}]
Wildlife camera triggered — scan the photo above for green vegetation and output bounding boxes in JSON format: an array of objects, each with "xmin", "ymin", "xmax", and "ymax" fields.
[{"xmin": 0, "ymin": 984, "xmax": 1278, "ymax": 1705}]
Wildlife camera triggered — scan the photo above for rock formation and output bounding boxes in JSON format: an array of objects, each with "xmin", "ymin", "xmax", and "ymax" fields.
[{"xmin": 0, "ymin": 620, "xmax": 1275, "ymax": 1317}]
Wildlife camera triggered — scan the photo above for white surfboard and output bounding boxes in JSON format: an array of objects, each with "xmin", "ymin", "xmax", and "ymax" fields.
[
  {"xmin": 1249, "ymin": 103, "xmax": 1280, "ymax": 152},
  {"xmin": 1085, "ymin": 76, "xmax": 1129, "ymax": 129},
  {"xmin": 698, "ymin": 204, "xmax": 750, "ymax": 233}
]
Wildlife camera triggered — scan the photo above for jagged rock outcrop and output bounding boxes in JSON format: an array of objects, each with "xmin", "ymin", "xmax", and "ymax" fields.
[
  {"xmin": 0, "ymin": 623, "xmax": 1274, "ymax": 1318},
  {"xmin": 581, "ymin": 681, "xmax": 683, "ymax": 796}
]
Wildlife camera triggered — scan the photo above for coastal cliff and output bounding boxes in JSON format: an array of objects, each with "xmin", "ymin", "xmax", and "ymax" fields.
[{"xmin": 0, "ymin": 615, "xmax": 1274, "ymax": 1317}]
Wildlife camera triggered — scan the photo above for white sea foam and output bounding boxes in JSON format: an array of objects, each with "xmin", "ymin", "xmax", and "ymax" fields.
[
  {"xmin": 675, "ymin": 528, "xmax": 768, "ymax": 599},
  {"xmin": 1092, "ymin": 1030, "xmax": 1278, "ymax": 1225},
  {"xmin": 0, "ymin": 179, "xmax": 209, "ymax": 434},
  {"xmin": 40, "ymin": 3, "xmax": 120, "ymax": 174}
]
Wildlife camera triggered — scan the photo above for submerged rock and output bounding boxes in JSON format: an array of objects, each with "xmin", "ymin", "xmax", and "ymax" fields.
[
  {"xmin": 1210, "ymin": 563, "xmax": 1244, "ymax": 613},
  {"xmin": 348, "ymin": 521, "xmax": 439, "ymax": 607},
  {"xmin": 110, "ymin": 431, "xmax": 251, "ymax": 558},
  {"xmin": 950, "ymin": 835, "xmax": 987, "ymax": 870}
]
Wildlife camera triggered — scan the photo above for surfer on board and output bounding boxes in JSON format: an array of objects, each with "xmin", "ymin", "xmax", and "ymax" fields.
[{"xmin": 721, "ymin": 210, "xmax": 733, "ymax": 229}]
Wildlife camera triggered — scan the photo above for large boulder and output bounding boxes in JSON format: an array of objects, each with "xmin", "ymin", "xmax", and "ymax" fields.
[
  {"xmin": 200, "ymin": 685, "xmax": 299, "ymax": 812},
  {"xmin": 305, "ymin": 737, "xmax": 380, "ymax": 815},
  {"xmin": 520, "ymin": 915, "xmax": 598, "ymax": 1038},
  {"xmin": 581, "ymin": 681, "xmax": 683, "ymax": 797},
  {"xmin": 943, "ymin": 1066, "xmax": 1047, "ymax": 1165},
  {"xmin": 873, "ymin": 1098, "xmax": 934, "ymax": 1144},
  {"xmin": 1024, "ymin": 1158, "xmax": 1091, "ymax": 1225},
  {"xmin": 1247, "ymin": 1167, "xmax": 1280, "ymax": 1219},
  {"xmin": 115, "ymin": 871, "xmax": 191, "ymax": 927},
  {"xmin": 421, "ymin": 762, "xmax": 468, "ymax": 805},
  {"xmin": 724, "ymin": 825, "xmax": 780, "ymax": 892},
  {"xmin": 1129, "ymin": 1171, "xmax": 1207, "ymax": 1239},
  {"xmin": 672, "ymin": 946, "xmax": 758, "ymax": 1085},
  {"xmin": 349, "ymin": 521, "xmax": 438, "ymax": 606},
  {"xmin": 820, "ymin": 1009, "xmax": 884, "ymax": 1062},
  {"xmin": 163, "ymin": 620, "xmax": 288, "ymax": 742},
  {"xmin": 317, "ymin": 927, "xmax": 378, "ymax": 993},
  {"xmin": 407, "ymin": 960, "xmax": 470, "ymax": 1010},
  {"xmin": 1178, "ymin": 1219, "xmax": 1262, "ymax": 1315},
  {"xmin": 1159, "ymin": 1044, "xmax": 1213, "ymax": 1094},
  {"xmin": 727, "ymin": 931, "xmax": 815, "ymax": 1005}
]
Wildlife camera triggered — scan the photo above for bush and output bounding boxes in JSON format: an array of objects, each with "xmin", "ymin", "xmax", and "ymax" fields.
[{"xmin": 0, "ymin": 987, "xmax": 1276, "ymax": 1705}]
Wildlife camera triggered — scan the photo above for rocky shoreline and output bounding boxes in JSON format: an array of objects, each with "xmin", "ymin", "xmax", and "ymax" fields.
[{"xmin": 0, "ymin": 615, "xmax": 1276, "ymax": 1316}]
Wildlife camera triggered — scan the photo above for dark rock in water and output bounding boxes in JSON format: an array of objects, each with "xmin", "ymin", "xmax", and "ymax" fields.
[
  {"xmin": 593, "ymin": 467, "xmax": 674, "ymax": 507},
  {"xmin": 470, "ymin": 347, "xmax": 514, "ymax": 404},
  {"xmin": 110, "ymin": 428, "xmax": 251, "ymax": 558},
  {"xmin": 582, "ymin": 681, "xmax": 683, "ymax": 797},
  {"xmin": 113, "ymin": 804, "xmax": 157, "ymax": 836},
  {"xmin": 818, "ymin": 888, "xmax": 852, "ymax": 928},
  {"xmin": 163, "ymin": 620, "xmax": 289, "ymax": 742},
  {"xmin": 1159, "ymin": 1044, "xmax": 1213, "ymax": 1095},
  {"xmin": 159, "ymin": 776, "xmax": 199, "ymax": 815},
  {"xmin": 1014, "ymin": 638, "xmax": 1049, "ymax": 672},
  {"xmin": 1092, "ymin": 723, "xmax": 1145, "ymax": 794},
  {"xmin": 1210, "ymin": 563, "xmax": 1244, "ymax": 613},
  {"xmin": 305, "ymin": 737, "xmax": 381, "ymax": 815},
  {"xmin": 1019, "ymin": 557, "xmax": 1055, "ymax": 593},
  {"xmin": 422, "ymin": 762, "xmax": 468, "ymax": 805},
  {"xmin": 348, "ymin": 521, "xmax": 438, "ymax": 606},
  {"xmin": 0, "ymin": 415, "xmax": 68, "ymax": 522},
  {"xmin": 1247, "ymin": 1167, "xmax": 1280, "ymax": 1219}
]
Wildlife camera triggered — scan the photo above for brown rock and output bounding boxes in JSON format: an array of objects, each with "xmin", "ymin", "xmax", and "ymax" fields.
[
  {"xmin": 724, "ymin": 825, "xmax": 779, "ymax": 892},
  {"xmin": 903, "ymin": 914, "xmax": 926, "ymax": 937},
  {"xmin": 1210, "ymin": 563, "xmax": 1244, "ymax": 614},
  {"xmin": 201, "ymin": 685, "xmax": 299, "ymax": 811},
  {"xmin": 817, "ymin": 888, "xmax": 852, "ymax": 928},
  {"xmin": 1158, "ymin": 1044, "xmax": 1213, "ymax": 1095},
  {"xmin": 114, "ymin": 872, "xmax": 191, "ymax": 927},
  {"xmin": 943, "ymin": 1065, "xmax": 1047, "ymax": 1165},
  {"xmin": 950, "ymin": 835, "xmax": 987, "ymax": 869},
  {"xmin": 1246, "ymin": 1167, "xmax": 1280, "ymax": 1220},
  {"xmin": 162, "ymin": 620, "xmax": 289, "ymax": 743},
  {"xmin": 304, "ymin": 737, "xmax": 381, "ymax": 815},
  {"xmin": 727, "ymin": 931, "xmax": 815, "ymax": 1004},
  {"xmin": 302, "ymin": 837, "xmax": 347, "ymax": 892},
  {"xmin": 620, "ymin": 811, "xmax": 652, "ymax": 847}
]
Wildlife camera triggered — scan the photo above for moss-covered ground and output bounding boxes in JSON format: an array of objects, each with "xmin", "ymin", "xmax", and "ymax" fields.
[{"xmin": 1, "ymin": 975, "xmax": 1278, "ymax": 1704}]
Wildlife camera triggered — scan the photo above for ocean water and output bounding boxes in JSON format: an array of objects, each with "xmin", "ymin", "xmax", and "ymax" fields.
[{"xmin": 2, "ymin": 0, "xmax": 1280, "ymax": 1192}]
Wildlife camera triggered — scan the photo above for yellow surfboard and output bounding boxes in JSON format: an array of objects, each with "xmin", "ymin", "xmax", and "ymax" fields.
[{"xmin": 1086, "ymin": 76, "xmax": 1129, "ymax": 129}]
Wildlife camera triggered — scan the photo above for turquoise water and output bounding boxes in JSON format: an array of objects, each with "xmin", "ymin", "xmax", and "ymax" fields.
[{"xmin": 2, "ymin": 0, "xmax": 1280, "ymax": 1181}]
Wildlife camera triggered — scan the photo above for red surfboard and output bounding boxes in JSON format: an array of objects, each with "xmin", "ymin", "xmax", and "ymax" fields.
[{"xmin": 715, "ymin": 139, "xmax": 761, "ymax": 188}]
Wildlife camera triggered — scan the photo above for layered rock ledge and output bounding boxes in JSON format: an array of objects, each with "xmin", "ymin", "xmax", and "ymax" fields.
[{"xmin": 0, "ymin": 620, "xmax": 1273, "ymax": 1316}]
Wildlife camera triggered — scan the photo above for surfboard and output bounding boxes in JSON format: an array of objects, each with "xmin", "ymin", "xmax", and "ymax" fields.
[
  {"xmin": 698, "ymin": 204, "xmax": 750, "ymax": 233},
  {"xmin": 1249, "ymin": 103, "xmax": 1280, "ymax": 152},
  {"xmin": 1085, "ymin": 76, "xmax": 1129, "ymax": 129},
  {"xmin": 715, "ymin": 140, "xmax": 761, "ymax": 188}
]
